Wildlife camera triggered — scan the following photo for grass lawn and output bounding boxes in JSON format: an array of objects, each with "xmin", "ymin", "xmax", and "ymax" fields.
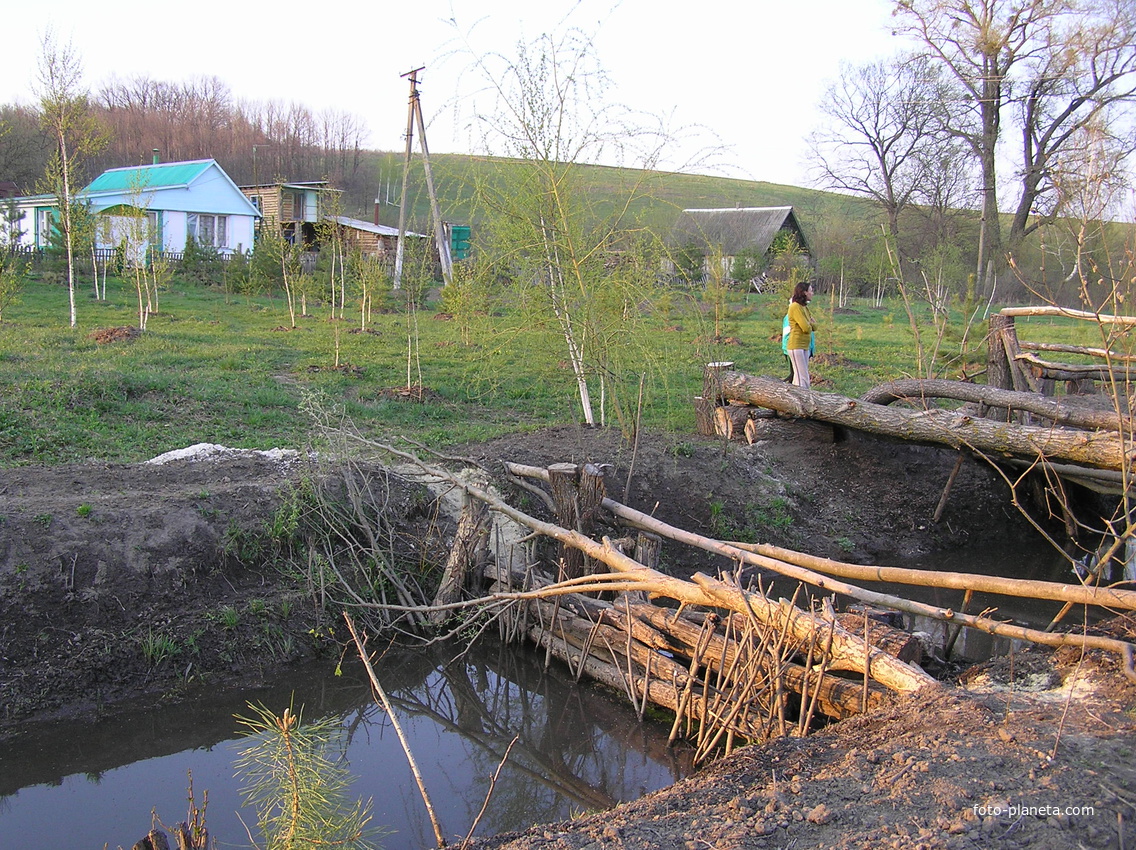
[{"xmin": 0, "ymin": 271, "xmax": 1113, "ymax": 466}]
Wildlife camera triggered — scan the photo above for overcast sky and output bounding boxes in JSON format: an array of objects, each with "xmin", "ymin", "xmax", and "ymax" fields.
[{"xmin": 1, "ymin": 0, "xmax": 906, "ymax": 187}]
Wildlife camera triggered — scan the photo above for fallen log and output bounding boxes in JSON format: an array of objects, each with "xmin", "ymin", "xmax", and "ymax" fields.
[
  {"xmin": 488, "ymin": 564, "xmax": 890, "ymax": 722},
  {"xmin": 1016, "ymin": 351, "xmax": 1136, "ymax": 383},
  {"xmin": 999, "ymin": 305, "xmax": 1136, "ymax": 325},
  {"xmin": 717, "ymin": 370, "xmax": 1134, "ymax": 471},
  {"xmin": 585, "ymin": 488, "xmax": 1136, "ymax": 682},
  {"xmin": 1020, "ymin": 341, "xmax": 1136, "ymax": 363},
  {"xmin": 503, "ymin": 459, "xmax": 1136, "ymax": 678},
  {"xmin": 496, "ymin": 460, "xmax": 935, "ymax": 694},
  {"xmin": 724, "ymin": 541, "xmax": 1136, "ymax": 612},
  {"xmin": 859, "ymin": 378, "xmax": 1133, "ymax": 432},
  {"xmin": 629, "ymin": 603, "xmax": 890, "ymax": 718}
]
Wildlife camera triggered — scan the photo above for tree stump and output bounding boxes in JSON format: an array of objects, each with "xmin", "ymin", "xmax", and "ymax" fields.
[
  {"xmin": 430, "ymin": 491, "xmax": 491, "ymax": 623},
  {"xmin": 986, "ymin": 314, "xmax": 1015, "ymax": 420},
  {"xmin": 635, "ymin": 531, "xmax": 662, "ymax": 570},
  {"xmin": 714, "ymin": 404, "xmax": 758, "ymax": 441},
  {"xmin": 133, "ymin": 831, "xmax": 171, "ymax": 850},
  {"xmin": 694, "ymin": 396, "xmax": 716, "ymax": 436},
  {"xmin": 703, "ymin": 361, "xmax": 735, "ymax": 406},
  {"xmin": 548, "ymin": 463, "xmax": 584, "ymax": 580}
]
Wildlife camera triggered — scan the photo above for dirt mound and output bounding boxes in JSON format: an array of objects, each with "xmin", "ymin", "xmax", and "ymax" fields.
[
  {"xmin": 88, "ymin": 326, "xmax": 141, "ymax": 344},
  {"xmin": 0, "ymin": 450, "xmax": 435, "ymax": 728}
]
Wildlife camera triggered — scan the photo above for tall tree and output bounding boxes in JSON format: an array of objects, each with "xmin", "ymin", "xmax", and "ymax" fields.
[
  {"xmin": 36, "ymin": 30, "xmax": 104, "ymax": 328},
  {"xmin": 808, "ymin": 55, "xmax": 951, "ymax": 250},
  {"xmin": 894, "ymin": 0, "xmax": 1136, "ymax": 287}
]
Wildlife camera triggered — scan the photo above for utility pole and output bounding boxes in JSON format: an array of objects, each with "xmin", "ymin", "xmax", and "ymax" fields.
[{"xmin": 392, "ymin": 67, "xmax": 453, "ymax": 290}]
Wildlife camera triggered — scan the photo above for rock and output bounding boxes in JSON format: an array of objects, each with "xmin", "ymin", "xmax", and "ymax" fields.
[{"xmin": 806, "ymin": 804, "xmax": 833, "ymax": 825}]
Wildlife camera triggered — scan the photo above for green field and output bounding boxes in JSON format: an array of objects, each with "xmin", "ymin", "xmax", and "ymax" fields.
[{"xmin": 0, "ymin": 271, "xmax": 1111, "ymax": 467}]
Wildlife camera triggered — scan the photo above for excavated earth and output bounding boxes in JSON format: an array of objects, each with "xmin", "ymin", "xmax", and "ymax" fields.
[{"xmin": 0, "ymin": 423, "xmax": 1133, "ymax": 850}]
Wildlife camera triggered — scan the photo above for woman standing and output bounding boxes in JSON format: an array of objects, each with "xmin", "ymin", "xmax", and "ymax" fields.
[{"xmin": 786, "ymin": 281, "xmax": 817, "ymax": 389}]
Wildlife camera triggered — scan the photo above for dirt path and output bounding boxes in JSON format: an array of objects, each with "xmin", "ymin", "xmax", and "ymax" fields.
[{"xmin": 0, "ymin": 426, "xmax": 1133, "ymax": 849}]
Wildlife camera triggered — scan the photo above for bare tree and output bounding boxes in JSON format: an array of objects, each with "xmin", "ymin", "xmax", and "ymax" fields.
[
  {"xmin": 893, "ymin": 0, "xmax": 1136, "ymax": 289},
  {"xmin": 809, "ymin": 54, "xmax": 951, "ymax": 250},
  {"xmin": 36, "ymin": 30, "xmax": 105, "ymax": 328}
]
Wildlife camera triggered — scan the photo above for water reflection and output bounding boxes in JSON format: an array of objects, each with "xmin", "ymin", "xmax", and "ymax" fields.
[{"xmin": 0, "ymin": 638, "xmax": 690, "ymax": 850}]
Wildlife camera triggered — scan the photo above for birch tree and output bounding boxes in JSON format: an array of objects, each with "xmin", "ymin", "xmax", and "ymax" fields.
[
  {"xmin": 458, "ymin": 26, "xmax": 671, "ymax": 426},
  {"xmin": 35, "ymin": 31, "xmax": 105, "ymax": 328}
]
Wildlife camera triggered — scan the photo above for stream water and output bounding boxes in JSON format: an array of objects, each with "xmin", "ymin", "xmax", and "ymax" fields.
[{"xmin": 0, "ymin": 638, "xmax": 692, "ymax": 850}]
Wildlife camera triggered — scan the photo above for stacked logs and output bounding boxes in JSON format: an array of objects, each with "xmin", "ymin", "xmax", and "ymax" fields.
[
  {"xmin": 485, "ymin": 560, "xmax": 899, "ymax": 761},
  {"xmin": 484, "ymin": 460, "xmax": 929, "ymax": 761}
]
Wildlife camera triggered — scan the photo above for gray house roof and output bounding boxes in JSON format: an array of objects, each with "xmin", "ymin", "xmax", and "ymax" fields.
[{"xmin": 672, "ymin": 206, "xmax": 809, "ymax": 255}]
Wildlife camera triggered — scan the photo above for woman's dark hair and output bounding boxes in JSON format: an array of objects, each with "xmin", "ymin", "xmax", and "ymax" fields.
[{"xmin": 791, "ymin": 281, "xmax": 812, "ymax": 305}]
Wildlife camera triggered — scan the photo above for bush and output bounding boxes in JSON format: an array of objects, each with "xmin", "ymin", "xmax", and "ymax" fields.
[{"xmin": 180, "ymin": 237, "xmax": 224, "ymax": 286}]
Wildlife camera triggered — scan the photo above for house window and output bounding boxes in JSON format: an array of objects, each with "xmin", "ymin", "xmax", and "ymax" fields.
[
  {"xmin": 147, "ymin": 211, "xmax": 161, "ymax": 248},
  {"xmin": 36, "ymin": 208, "xmax": 54, "ymax": 247},
  {"xmin": 187, "ymin": 213, "xmax": 229, "ymax": 248},
  {"xmin": 292, "ymin": 193, "xmax": 305, "ymax": 220},
  {"xmin": 250, "ymin": 195, "xmax": 261, "ymax": 212}
]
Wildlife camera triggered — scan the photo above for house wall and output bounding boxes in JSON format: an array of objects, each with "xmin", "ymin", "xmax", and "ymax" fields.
[
  {"xmin": 3, "ymin": 203, "xmax": 35, "ymax": 248},
  {"xmin": 249, "ymin": 187, "xmax": 282, "ymax": 224},
  {"xmin": 94, "ymin": 210, "xmax": 254, "ymax": 255},
  {"xmin": 300, "ymin": 189, "xmax": 320, "ymax": 222},
  {"xmin": 342, "ymin": 228, "xmax": 382, "ymax": 255}
]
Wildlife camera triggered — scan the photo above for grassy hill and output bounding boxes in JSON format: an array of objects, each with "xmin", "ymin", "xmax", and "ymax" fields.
[{"xmin": 351, "ymin": 151, "xmax": 880, "ymax": 247}]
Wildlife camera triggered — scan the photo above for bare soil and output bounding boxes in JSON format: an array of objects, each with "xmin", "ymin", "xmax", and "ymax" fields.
[{"xmin": 0, "ymin": 424, "xmax": 1133, "ymax": 849}]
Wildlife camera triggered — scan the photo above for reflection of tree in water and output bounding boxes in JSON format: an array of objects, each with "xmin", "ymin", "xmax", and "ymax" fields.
[{"xmin": 354, "ymin": 639, "xmax": 689, "ymax": 839}]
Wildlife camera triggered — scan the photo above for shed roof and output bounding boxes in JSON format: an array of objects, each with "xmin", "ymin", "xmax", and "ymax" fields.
[
  {"xmin": 329, "ymin": 215, "xmax": 427, "ymax": 239},
  {"xmin": 673, "ymin": 206, "xmax": 808, "ymax": 255}
]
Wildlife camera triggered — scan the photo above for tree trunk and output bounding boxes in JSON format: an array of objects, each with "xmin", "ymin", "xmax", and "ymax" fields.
[
  {"xmin": 717, "ymin": 371, "xmax": 1132, "ymax": 471},
  {"xmin": 548, "ymin": 463, "xmax": 584, "ymax": 580},
  {"xmin": 429, "ymin": 492, "xmax": 491, "ymax": 623},
  {"xmin": 986, "ymin": 313, "xmax": 1015, "ymax": 394},
  {"xmin": 859, "ymin": 378, "xmax": 1132, "ymax": 432}
]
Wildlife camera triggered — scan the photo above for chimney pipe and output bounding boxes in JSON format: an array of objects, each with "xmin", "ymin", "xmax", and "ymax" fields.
[
  {"xmin": 374, "ymin": 198, "xmax": 381, "ymax": 226},
  {"xmin": 152, "ymin": 149, "xmax": 160, "ymax": 165}
]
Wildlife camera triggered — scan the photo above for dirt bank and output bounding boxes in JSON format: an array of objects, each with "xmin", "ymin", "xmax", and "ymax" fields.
[{"xmin": 0, "ymin": 425, "xmax": 1132, "ymax": 849}]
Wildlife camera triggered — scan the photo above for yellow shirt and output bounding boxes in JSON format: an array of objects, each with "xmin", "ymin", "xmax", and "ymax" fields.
[{"xmin": 786, "ymin": 301, "xmax": 816, "ymax": 351}]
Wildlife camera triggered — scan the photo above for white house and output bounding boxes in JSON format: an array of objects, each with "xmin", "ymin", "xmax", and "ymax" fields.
[{"xmin": 2, "ymin": 158, "xmax": 261, "ymax": 256}]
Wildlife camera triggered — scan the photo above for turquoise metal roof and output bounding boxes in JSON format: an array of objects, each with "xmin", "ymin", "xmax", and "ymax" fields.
[{"xmin": 84, "ymin": 160, "xmax": 213, "ymax": 194}]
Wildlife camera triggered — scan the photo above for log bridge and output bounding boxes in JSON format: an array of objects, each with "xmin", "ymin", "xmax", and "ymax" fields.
[
  {"xmin": 695, "ymin": 309, "xmax": 1136, "ymax": 500},
  {"xmin": 368, "ymin": 443, "xmax": 1136, "ymax": 761}
]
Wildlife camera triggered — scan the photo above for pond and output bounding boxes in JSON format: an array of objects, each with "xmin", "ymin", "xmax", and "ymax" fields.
[{"xmin": 0, "ymin": 638, "xmax": 692, "ymax": 850}]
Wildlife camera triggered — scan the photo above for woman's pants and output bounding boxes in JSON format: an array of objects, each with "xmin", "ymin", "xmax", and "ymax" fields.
[{"xmin": 788, "ymin": 348, "xmax": 811, "ymax": 389}]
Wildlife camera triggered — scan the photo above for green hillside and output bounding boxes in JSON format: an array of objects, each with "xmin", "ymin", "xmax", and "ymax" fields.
[{"xmin": 354, "ymin": 151, "xmax": 880, "ymax": 247}]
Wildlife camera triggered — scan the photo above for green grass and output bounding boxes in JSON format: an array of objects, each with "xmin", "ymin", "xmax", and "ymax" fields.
[{"xmin": 2, "ymin": 269, "xmax": 1100, "ymax": 467}]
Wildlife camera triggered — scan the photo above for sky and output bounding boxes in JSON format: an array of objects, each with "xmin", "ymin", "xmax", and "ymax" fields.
[{"xmin": 0, "ymin": 0, "xmax": 906, "ymax": 188}]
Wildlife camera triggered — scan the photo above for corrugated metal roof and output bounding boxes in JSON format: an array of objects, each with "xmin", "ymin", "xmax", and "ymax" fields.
[
  {"xmin": 673, "ymin": 206, "xmax": 807, "ymax": 255},
  {"xmin": 84, "ymin": 160, "xmax": 213, "ymax": 194},
  {"xmin": 330, "ymin": 215, "xmax": 427, "ymax": 238}
]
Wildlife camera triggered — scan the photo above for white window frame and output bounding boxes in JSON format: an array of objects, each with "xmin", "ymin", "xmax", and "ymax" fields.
[{"xmin": 187, "ymin": 213, "xmax": 229, "ymax": 249}]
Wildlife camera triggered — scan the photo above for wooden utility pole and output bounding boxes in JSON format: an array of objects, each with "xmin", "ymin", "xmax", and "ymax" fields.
[{"xmin": 393, "ymin": 67, "xmax": 454, "ymax": 290}]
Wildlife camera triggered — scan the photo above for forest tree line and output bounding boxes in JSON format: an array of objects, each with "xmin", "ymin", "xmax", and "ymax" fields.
[{"xmin": 0, "ymin": 74, "xmax": 378, "ymax": 208}]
